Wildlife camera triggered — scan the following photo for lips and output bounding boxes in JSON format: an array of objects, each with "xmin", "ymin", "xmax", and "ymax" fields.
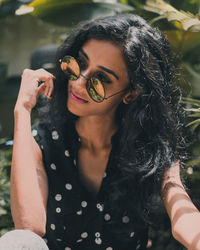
[{"xmin": 70, "ymin": 90, "xmax": 88, "ymax": 103}]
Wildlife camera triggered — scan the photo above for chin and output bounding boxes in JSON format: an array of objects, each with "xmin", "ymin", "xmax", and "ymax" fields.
[{"xmin": 67, "ymin": 101, "xmax": 85, "ymax": 117}]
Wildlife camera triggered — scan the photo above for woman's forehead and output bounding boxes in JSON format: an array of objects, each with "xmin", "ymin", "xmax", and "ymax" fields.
[{"xmin": 80, "ymin": 38, "xmax": 129, "ymax": 81}]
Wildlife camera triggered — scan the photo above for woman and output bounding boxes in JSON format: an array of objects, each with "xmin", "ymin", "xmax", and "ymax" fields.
[{"xmin": 9, "ymin": 14, "xmax": 200, "ymax": 250}]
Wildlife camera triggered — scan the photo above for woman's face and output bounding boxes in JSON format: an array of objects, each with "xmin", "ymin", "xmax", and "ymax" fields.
[{"xmin": 67, "ymin": 38, "xmax": 130, "ymax": 117}]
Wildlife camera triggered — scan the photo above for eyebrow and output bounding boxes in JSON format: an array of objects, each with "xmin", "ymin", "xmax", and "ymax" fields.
[{"xmin": 79, "ymin": 48, "xmax": 119, "ymax": 80}]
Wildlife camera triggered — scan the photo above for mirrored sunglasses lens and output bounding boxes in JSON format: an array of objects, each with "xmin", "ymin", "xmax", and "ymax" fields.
[
  {"xmin": 61, "ymin": 56, "xmax": 80, "ymax": 80},
  {"xmin": 87, "ymin": 78, "xmax": 105, "ymax": 102}
]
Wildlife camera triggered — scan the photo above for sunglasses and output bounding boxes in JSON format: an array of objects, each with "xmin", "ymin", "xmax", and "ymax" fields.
[{"xmin": 59, "ymin": 55, "xmax": 129, "ymax": 103}]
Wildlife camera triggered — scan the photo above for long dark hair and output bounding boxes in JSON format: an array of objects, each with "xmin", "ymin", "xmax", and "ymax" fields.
[{"xmin": 40, "ymin": 14, "xmax": 185, "ymax": 241}]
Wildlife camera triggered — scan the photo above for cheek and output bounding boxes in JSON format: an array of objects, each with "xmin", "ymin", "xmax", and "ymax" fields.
[
  {"xmin": 91, "ymin": 98, "xmax": 123, "ymax": 115},
  {"xmin": 66, "ymin": 91, "xmax": 123, "ymax": 117}
]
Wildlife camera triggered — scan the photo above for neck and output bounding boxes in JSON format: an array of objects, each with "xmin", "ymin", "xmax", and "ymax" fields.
[{"xmin": 75, "ymin": 114, "xmax": 118, "ymax": 151}]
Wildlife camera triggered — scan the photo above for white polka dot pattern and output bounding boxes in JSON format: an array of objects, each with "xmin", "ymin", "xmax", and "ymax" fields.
[
  {"xmin": 76, "ymin": 239, "xmax": 83, "ymax": 243},
  {"xmin": 33, "ymin": 123, "xmax": 142, "ymax": 249},
  {"xmin": 41, "ymin": 145, "xmax": 44, "ymax": 149},
  {"xmin": 136, "ymin": 244, "xmax": 141, "ymax": 250},
  {"xmin": 32, "ymin": 129, "xmax": 38, "ymax": 136},
  {"xmin": 96, "ymin": 203, "xmax": 104, "ymax": 212},
  {"xmin": 81, "ymin": 201, "xmax": 87, "ymax": 208},
  {"xmin": 76, "ymin": 210, "xmax": 82, "ymax": 215},
  {"xmin": 52, "ymin": 130, "xmax": 59, "ymax": 140},
  {"xmin": 65, "ymin": 183, "xmax": 72, "ymax": 190},
  {"xmin": 81, "ymin": 232, "xmax": 88, "ymax": 238},
  {"xmin": 55, "ymin": 194, "xmax": 62, "ymax": 201},
  {"xmin": 65, "ymin": 150, "xmax": 70, "ymax": 157},
  {"xmin": 51, "ymin": 130, "xmax": 59, "ymax": 140},
  {"xmin": 56, "ymin": 207, "xmax": 61, "ymax": 213},
  {"xmin": 95, "ymin": 238, "xmax": 102, "ymax": 245},
  {"xmin": 122, "ymin": 216, "xmax": 130, "ymax": 223},
  {"xmin": 104, "ymin": 213, "xmax": 111, "ymax": 221},
  {"xmin": 50, "ymin": 163, "xmax": 56, "ymax": 170},
  {"xmin": 95, "ymin": 232, "xmax": 100, "ymax": 238}
]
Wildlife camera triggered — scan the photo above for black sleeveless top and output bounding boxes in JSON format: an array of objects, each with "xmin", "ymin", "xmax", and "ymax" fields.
[{"xmin": 32, "ymin": 121, "xmax": 148, "ymax": 250}]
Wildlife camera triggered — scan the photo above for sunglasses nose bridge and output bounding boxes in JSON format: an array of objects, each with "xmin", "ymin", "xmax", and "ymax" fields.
[
  {"xmin": 73, "ymin": 73, "xmax": 89, "ymax": 94},
  {"xmin": 80, "ymin": 73, "xmax": 88, "ymax": 81}
]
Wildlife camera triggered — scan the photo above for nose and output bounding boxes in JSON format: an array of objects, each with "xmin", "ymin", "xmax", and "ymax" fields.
[
  {"xmin": 74, "ymin": 69, "xmax": 90, "ymax": 86},
  {"xmin": 72, "ymin": 71, "xmax": 89, "ymax": 92}
]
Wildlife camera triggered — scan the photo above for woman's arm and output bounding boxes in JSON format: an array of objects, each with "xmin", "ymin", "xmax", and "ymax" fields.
[
  {"xmin": 11, "ymin": 107, "xmax": 48, "ymax": 237},
  {"xmin": 162, "ymin": 161, "xmax": 200, "ymax": 250},
  {"xmin": 10, "ymin": 68, "xmax": 54, "ymax": 236}
]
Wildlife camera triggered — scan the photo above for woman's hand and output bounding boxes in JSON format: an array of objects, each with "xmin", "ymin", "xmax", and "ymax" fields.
[{"xmin": 14, "ymin": 68, "xmax": 55, "ymax": 113}]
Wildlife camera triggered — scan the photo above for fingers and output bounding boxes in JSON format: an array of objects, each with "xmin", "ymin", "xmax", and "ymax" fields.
[
  {"xmin": 22, "ymin": 68, "xmax": 55, "ymax": 99},
  {"xmin": 34, "ymin": 69, "xmax": 55, "ymax": 99},
  {"xmin": 43, "ymin": 78, "xmax": 54, "ymax": 99},
  {"xmin": 34, "ymin": 68, "xmax": 55, "ymax": 83}
]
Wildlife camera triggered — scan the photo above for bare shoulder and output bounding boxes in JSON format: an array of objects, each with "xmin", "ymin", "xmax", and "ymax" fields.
[{"xmin": 161, "ymin": 161, "xmax": 185, "ymax": 201}]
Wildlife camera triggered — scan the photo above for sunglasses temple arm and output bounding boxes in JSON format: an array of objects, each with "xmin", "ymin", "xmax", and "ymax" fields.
[{"xmin": 104, "ymin": 89, "xmax": 128, "ymax": 99}]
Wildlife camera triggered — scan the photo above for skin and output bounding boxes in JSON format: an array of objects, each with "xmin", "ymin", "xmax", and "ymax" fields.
[
  {"xmin": 67, "ymin": 39, "xmax": 137, "ymax": 194},
  {"xmin": 67, "ymin": 39, "xmax": 134, "ymax": 149},
  {"xmin": 11, "ymin": 68, "xmax": 54, "ymax": 236},
  {"xmin": 10, "ymin": 38, "xmax": 200, "ymax": 248}
]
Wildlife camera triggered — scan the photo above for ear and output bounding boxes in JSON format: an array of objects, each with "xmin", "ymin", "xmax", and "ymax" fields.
[{"xmin": 122, "ymin": 90, "xmax": 139, "ymax": 104}]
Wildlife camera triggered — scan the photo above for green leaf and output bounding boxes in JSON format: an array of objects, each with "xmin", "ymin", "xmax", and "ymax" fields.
[
  {"xmin": 182, "ymin": 97, "xmax": 200, "ymax": 105},
  {"xmin": 189, "ymin": 0, "xmax": 200, "ymax": 5},
  {"xmin": 15, "ymin": 0, "xmax": 134, "ymax": 26},
  {"xmin": 143, "ymin": 0, "xmax": 200, "ymax": 31},
  {"xmin": 186, "ymin": 157, "xmax": 200, "ymax": 167},
  {"xmin": 28, "ymin": 0, "xmax": 93, "ymax": 16},
  {"xmin": 184, "ymin": 108, "xmax": 200, "ymax": 112},
  {"xmin": 0, "ymin": 207, "xmax": 7, "ymax": 216},
  {"xmin": 188, "ymin": 113, "xmax": 200, "ymax": 117},
  {"xmin": 118, "ymin": 0, "xmax": 129, "ymax": 4},
  {"xmin": 185, "ymin": 118, "xmax": 200, "ymax": 127}
]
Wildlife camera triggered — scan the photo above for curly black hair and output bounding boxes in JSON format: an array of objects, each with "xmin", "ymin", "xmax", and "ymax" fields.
[{"xmin": 39, "ymin": 13, "xmax": 186, "ymax": 241}]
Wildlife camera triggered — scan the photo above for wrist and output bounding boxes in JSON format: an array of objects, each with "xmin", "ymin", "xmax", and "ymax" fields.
[
  {"xmin": 14, "ymin": 101, "xmax": 32, "ymax": 115},
  {"xmin": 14, "ymin": 104, "xmax": 32, "ymax": 117}
]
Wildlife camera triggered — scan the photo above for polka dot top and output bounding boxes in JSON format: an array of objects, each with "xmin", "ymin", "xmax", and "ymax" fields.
[{"xmin": 32, "ymin": 121, "xmax": 148, "ymax": 250}]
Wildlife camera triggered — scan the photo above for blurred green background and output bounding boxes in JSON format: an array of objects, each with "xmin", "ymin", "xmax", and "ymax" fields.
[{"xmin": 0, "ymin": 0, "xmax": 200, "ymax": 249}]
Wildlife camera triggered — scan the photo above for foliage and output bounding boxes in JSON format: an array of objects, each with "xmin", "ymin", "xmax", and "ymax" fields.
[
  {"xmin": 0, "ymin": 1, "xmax": 200, "ymax": 249},
  {"xmin": 0, "ymin": 0, "xmax": 134, "ymax": 21},
  {"xmin": 0, "ymin": 139, "xmax": 14, "ymax": 237},
  {"xmin": 117, "ymin": 0, "xmax": 200, "ymax": 115},
  {"xmin": 182, "ymin": 97, "xmax": 200, "ymax": 131},
  {"xmin": 143, "ymin": 0, "xmax": 200, "ymax": 31},
  {"xmin": 0, "ymin": 0, "xmax": 32, "ymax": 18},
  {"xmin": 14, "ymin": 0, "xmax": 134, "ymax": 26}
]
